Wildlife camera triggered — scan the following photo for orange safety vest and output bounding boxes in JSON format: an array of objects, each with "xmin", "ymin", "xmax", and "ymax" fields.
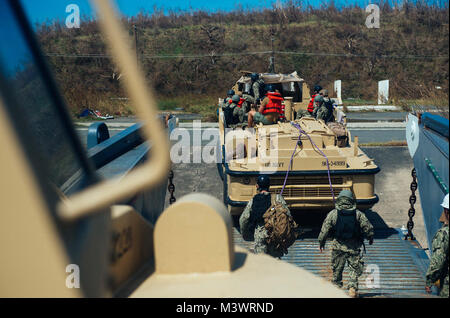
[
  {"xmin": 262, "ymin": 92, "xmax": 284, "ymax": 115},
  {"xmin": 307, "ymin": 93, "xmax": 317, "ymax": 113}
]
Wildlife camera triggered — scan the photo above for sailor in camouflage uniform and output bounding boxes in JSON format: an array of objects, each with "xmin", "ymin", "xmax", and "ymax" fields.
[
  {"xmin": 239, "ymin": 175, "xmax": 292, "ymax": 258},
  {"xmin": 223, "ymin": 89, "xmax": 235, "ymax": 105},
  {"xmin": 425, "ymin": 194, "xmax": 449, "ymax": 298},
  {"xmin": 318, "ymin": 190, "xmax": 374, "ymax": 297},
  {"xmin": 222, "ymin": 94, "xmax": 245, "ymax": 127},
  {"xmin": 315, "ymin": 90, "xmax": 335, "ymax": 123},
  {"xmin": 249, "ymin": 73, "xmax": 265, "ymax": 105}
]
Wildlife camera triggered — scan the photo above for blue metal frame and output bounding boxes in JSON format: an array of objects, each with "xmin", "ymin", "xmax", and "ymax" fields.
[
  {"xmin": 87, "ymin": 122, "xmax": 110, "ymax": 149},
  {"xmin": 87, "ymin": 123, "xmax": 144, "ymax": 169}
]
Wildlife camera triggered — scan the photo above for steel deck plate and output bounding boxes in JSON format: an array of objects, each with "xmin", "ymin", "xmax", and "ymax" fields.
[{"xmin": 232, "ymin": 227, "xmax": 433, "ymax": 298}]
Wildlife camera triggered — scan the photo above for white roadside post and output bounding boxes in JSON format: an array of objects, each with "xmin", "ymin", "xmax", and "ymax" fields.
[
  {"xmin": 334, "ymin": 80, "xmax": 342, "ymax": 105},
  {"xmin": 378, "ymin": 80, "xmax": 389, "ymax": 105}
]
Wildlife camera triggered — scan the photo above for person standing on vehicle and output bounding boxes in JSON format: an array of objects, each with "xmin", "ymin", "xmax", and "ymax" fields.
[
  {"xmin": 239, "ymin": 175, "xmax": 292, "ymax": 258},
  {"xmin": 425, "ymin": 193, "xmax": 449, "ymax": 298},
  {"xmin": 249, "ymin": 73, "xmax": 265, "ymax": 105},
  {"xmin": 318, "ymin": 190, "xmax": 374, "ymax": 298}
]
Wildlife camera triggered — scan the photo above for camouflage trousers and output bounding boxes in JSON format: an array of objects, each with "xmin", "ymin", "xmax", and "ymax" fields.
[
  {"xmin": 295, "ymin": 109, "xmax": 312, "ymax": 120},
  {"xmin": 254, "ymin": 225, "xmax": 284, "ymax": 258},
  {"xmin": 331, "ymin": 249, "xmax": 364, "ymax": 290},
  {"xmin": 316, "ymin": 107, "xmax": 333, "ymax": 123},
  {"xmin": 439, "ymin": 276, "xmax": 449, "ymax": 298}
]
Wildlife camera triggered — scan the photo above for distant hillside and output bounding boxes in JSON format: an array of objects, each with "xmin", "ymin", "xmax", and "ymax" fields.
[{"xmin": 36, "ymin": 2, "xmax": 449, "ymax": 116}]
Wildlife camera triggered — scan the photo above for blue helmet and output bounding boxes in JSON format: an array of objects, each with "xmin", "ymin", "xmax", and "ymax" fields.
[
  {"xmin": 313, "ymin": 85, "xmax": 322, "ymax": 93},
  {"xmin": 257, "ymin": 175, "xmax": 270, "ymax": 191},
  {"xmin": 250, "ymin": 73, "xmax": 259, "ymax": 81}
]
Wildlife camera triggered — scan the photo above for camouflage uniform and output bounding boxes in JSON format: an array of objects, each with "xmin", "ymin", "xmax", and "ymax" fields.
[
  {"xmin": 242, "ymin": 93, "xmax": 255, "ymax": 113},
  {"xmin": 426, "ymin": 224, "xmax": 449, "ymax": 297},
  {"xmin": 316, "ymin": 97, "xmax": 335, "ymax": 123},
  {"xmin": 239, "ymin": 193, "xmax": 291, "ymax": 258},
  {"xmin": 318, "ymin": 190, "xmax": 374, "ymax": 290},
  {"xmin": 223, "ymin": 102, "xmax": 245, "ymax": 126},
  {"xmin": 251, "ymin": 79, "xmax": 265, "ymax": 102}
]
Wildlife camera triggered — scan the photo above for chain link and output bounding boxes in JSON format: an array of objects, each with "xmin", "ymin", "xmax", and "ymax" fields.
[
  {"xmin": 168, "ymin": 169, "xmax": 176, "ymax": 205},
  {"xmin": 404, "ymin": 168, "xmax": 417, "ymax": 240}
]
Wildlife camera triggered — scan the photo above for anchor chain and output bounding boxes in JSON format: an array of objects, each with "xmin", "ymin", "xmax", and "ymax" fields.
[
  {"xmin": 405, "ymin": 168, "xmax": 417, "ymax": 240},
  {"xmin": 168, "ymin": 169, "xmax": 176, "ymax": 205}
]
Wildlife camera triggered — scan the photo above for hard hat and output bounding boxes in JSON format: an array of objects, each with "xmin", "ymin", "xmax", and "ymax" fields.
[
  {"xmin": 231, "ymin": 94, "xmax": 240, "ymax": 103},
  {"xmin": 257, "ymin": 175, "xmax": 270, "ymax": 190},
  {"xmin": 441, "ymin": 193, "xmax": 449, "ymax": 209},
  {"xmin": 227, "ymin": 89, "xmax": 235, "ymax": 97}
]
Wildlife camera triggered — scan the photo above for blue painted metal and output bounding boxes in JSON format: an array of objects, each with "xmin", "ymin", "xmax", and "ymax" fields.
[
  {"xmin": 233, "ymin": 227, "xmax": 433, "ymax": 297},
  {"xmin": 88, "ymin": 117, "xmax": 177, "ymax": 225},
  {"xmin": 87, "ymin": 123, "xmax": 144, "ymax": 169},
  {"xmin": 87, "ymin": 122, "xmax": 110, "ymax": 149},
  {"xmin": 412, "ymin": 113, "xmax": 449, "ymax": 250},
  {"xmin": 422, "ymin": 113, "xmax": 449, "ymax": 138}
]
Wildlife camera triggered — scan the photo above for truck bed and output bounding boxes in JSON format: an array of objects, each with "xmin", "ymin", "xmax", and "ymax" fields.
[{"xmin": 232, "ymin": 211, "xmax": 433, "ymax": 298}]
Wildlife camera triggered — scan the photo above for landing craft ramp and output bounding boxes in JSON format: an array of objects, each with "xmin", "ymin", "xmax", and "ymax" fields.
[{"xmin": 232, "ymin": 212, "xmax": 432, "ymax": 298}]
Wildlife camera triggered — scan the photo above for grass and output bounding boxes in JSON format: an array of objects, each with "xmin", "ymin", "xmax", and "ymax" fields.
[
  {"xmin": 156, "ymin": 94, "xmax": 219, "ymax": 121},
  {"xmin": 360, "ymin": 141, "xmax": 407, "ymax": 147}
]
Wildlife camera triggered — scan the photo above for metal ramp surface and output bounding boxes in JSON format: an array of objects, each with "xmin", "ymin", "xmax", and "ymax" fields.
[{"xmin": 232, "ymin": 227, "xmax": 433, "ymax": 298}]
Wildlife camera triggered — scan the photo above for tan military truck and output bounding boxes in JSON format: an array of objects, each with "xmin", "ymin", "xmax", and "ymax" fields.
[{"xmin": 218, "ymin": 73, "xmax": 380, "ymax": 215}]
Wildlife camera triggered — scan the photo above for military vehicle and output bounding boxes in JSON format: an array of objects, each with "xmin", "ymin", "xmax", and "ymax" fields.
[
  {"xmin": 218, "ymin": 72, "xmax": 380, "ymax": 215},
  {"xmin": 0, "ymin": 0, "xmax": 347, "ymax": 298}
]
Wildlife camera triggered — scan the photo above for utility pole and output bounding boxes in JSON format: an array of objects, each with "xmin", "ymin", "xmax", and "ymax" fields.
[
  {"xmin": 270, "ymin": 28, "xmax": 275, "ymax": 73},
  {"xmin": 269, "ymin": 8, "xmax": 276, "ymax": 73},
  {"xmin": 133, "ymin": 24, "xmax": 139, "ymax": 65}
]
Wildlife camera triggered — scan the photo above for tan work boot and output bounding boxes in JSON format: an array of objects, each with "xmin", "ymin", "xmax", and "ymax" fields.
[{"xmin": 348, "ymin": 288, "xmax": 358, "ymax": 298}]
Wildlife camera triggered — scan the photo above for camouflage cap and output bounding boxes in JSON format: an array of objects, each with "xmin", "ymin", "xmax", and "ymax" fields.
[{"xmin": 338, "ymin": 189, "xmax": 354, "ymax": 200}]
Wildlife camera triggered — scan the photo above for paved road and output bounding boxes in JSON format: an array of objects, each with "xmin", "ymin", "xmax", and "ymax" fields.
[
  {"xmin": 346, "ymin": 112, "xmax": 408, "ymax": 122},
  {"xmin": 76, "ymin": 126, "xmax": 406, "ymax": 148}
]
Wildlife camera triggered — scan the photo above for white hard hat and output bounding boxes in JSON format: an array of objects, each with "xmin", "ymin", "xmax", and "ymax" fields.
[{"xmin": 441, "ymin": 194, "xmax": 449, "ymax": 209}]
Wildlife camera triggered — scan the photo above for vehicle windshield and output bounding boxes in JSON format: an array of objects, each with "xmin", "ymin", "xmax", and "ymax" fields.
[{"xmin": 0, "ymin": 1, "xmax": 85, "ymax": 190}]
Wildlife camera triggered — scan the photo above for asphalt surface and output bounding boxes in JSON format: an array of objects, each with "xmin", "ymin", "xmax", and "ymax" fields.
[{"xmin": 76, "ymin": 125, "xmax": 406, "ymax": 148}]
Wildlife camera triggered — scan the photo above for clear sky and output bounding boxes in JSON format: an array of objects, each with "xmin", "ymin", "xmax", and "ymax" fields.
[{"xmin": 21, "ymin": 0, "xmax": 446, "ymax": 24}]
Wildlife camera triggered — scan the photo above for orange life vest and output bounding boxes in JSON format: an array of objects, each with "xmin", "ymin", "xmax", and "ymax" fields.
[
  {"xmin": 307, "ymin": 93, "xmax": 318, "ymax": 113},
  {"xmin": 228, "ymin": 98, "xmax": 245, "ymax": 108},
  {"xmin": 262, "ymin": 92, "xmax": 283, "ymax": 115}
]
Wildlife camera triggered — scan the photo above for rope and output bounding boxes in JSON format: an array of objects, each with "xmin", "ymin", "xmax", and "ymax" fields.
[{"xmin": 280, "ymin": 121, "xmax": 335, "ymax": 202}]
